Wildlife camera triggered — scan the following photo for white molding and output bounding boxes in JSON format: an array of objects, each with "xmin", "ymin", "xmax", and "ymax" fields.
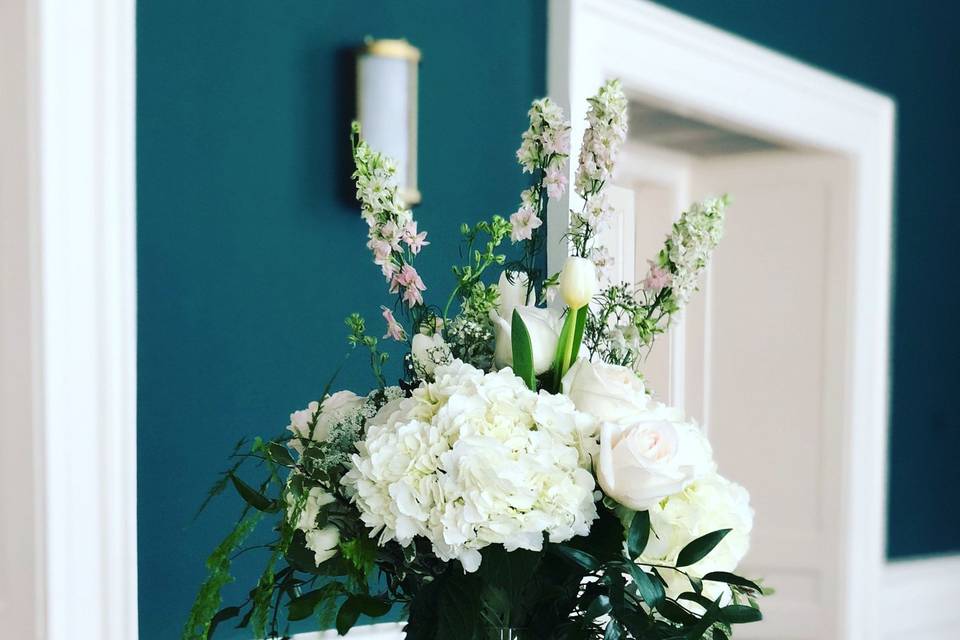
[
  {"xmin": 294, "ymin": 622, "xmax": 404, "ymax": 639},
  {"xmin": 33, "ymin": 0, "xmax": 139, "ymax": 638},
  {"xmin": 546, "ymin": 1, "xmax": 911, "ymax": 638},
  {"xmin": 881, "ymin": 557, "xmax": 960, "ymax": 639}
]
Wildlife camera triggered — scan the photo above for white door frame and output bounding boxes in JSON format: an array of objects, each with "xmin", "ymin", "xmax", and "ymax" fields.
[
  {"xmin": 547, "ymin": 1, "xmax": 956, "ymax": 639},
  {"xmin": 1, "ymin": 0, "xmax": 138, "ymax": 638}
]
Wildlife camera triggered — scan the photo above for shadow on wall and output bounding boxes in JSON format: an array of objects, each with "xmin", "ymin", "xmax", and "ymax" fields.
[{"xmin": 303, "ymin": 45, "xmax": 358, "ymax": 211}]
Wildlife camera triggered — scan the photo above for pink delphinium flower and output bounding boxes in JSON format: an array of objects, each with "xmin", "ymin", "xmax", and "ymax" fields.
[
  {"xmin": 381, "ymin": 306, "xmax": 407, "ymax": 341},
  {"xmin": 390, "ymin": 264, "xmax": 427, "ymax": 307},
  {"xmin": 510, "ymin": 205, "xmax": 543, "ymax": 242},
  {"xmin": 379, "ymin": 220, "xmax": 403, "ymax": 251},
  {"xmin": 544, "ymin": 165, "xmax": 568, "ymax": 199},
  {"xmin": 642, "ymin": 260, "xmax": 672, "ymax": 292},
  {"xmin": 403, "ymin": 220, "xmax": 430, "ymax": 255}
]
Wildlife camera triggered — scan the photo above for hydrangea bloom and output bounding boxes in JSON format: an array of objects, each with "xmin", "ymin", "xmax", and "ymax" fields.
[{"xmin": 344, "ymin": 361, "xmax": 598, "ymax": 572}]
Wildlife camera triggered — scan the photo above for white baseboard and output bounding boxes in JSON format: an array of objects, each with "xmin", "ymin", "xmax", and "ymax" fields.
[
  {"xmin": 881, "ymin": 555, "xmax": 960, "ymax": 640},
  {"xmin": 293, "ymin": 622, "xmax": 404, "ymax": 639}
]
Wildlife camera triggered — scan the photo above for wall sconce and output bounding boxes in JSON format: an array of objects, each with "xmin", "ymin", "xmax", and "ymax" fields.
[{"xmin": 357, "ymin": 38, "xmax": 421, "ymax": 206}]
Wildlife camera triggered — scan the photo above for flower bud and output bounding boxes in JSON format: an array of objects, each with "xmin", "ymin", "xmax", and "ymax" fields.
[{"xmin": 558, "ymin": 257, "xmax": 597, "ymax": 309}]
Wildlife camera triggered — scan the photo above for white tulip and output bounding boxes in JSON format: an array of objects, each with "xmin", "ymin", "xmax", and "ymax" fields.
[
  {"xmin": 561, "ymin": 358, "xmax": 649, "ymax": 422},
  {"xmin": 304, "ymin": 525, "xmax": 340, "ymax": 566},
  {"xmin": 558, "ymin": 257, "xmax": 597, "ymax": 309},
  {"xmin": 490, "ymin": 304, "xmax": 563, "ymax": 375}
]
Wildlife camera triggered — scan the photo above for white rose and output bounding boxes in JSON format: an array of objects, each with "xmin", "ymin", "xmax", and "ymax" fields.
[
  {"xmin": 597, "ymin": 419, "xmax": 693, "ymax": 510},
  {"xmin": 411, "ymin": 332, "xmax": 452, "ymax": 377},
  {"xmin": 490, "ymin": 305, "xmax": 563, "ymax": 375},
  {"xmin": 304, "ymin": 525, "xmax": 340, "ymax": 566},
  {"xmin": 287, "ymin": 391, "xmax": 365, "ymax": 454},
  {"xmin": 640, "ymin": 473, "xmax": 753, "ymax": 602},
  {"xmin": 561, "ymin": 359, "xmax": 649, "ymax": 422}
]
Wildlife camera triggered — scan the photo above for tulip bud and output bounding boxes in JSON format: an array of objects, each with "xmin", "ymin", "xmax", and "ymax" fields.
[{"xmin": 558, "ymin": 257, "xmax": 597, "ymax": 309}]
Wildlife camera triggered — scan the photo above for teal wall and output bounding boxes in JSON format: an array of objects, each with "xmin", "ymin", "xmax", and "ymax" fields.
[
  {"xmin": 136, "ymin": 1, "xmax": 545, "ymax": 637},
  {"xmin": 651, "ymin": 0, "xmax": 960, "ymax": 558}
]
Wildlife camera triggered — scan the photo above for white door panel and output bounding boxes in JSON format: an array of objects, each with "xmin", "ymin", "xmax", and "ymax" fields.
[{"xmin": 611, "ymin": 148, "xmax": 853, "ymax": 639}]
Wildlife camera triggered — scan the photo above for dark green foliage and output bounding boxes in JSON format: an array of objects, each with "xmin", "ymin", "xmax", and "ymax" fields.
[{"xmin": 676, "ymin": 529, "xmax": 732, "ymax": 568}]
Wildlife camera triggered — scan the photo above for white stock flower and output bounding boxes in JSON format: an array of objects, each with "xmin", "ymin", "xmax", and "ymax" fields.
[
  {"xmin": 668, "ymin": 196, "xmax": 727, "ymax": 305},
  {"xmin": 561, "ymin": 359, "xmax": 650, "ymax": 422},
  {"xmin": 344, "ymin": 361, "xmax": 599, "ymax": 573},
  {"xmin": 639, "ymin": 473, "xmax": 753, "ymax": 602}
]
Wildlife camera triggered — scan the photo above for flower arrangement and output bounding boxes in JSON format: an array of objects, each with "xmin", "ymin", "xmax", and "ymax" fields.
[{"xmin": 184, "ymin": 79, "xmax": 766, "ymax": 640}]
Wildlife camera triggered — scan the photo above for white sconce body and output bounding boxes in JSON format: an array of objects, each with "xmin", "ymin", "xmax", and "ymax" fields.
[{"xmin": 357, "ymin": 39, "xmax": 421, "ymax": 205}]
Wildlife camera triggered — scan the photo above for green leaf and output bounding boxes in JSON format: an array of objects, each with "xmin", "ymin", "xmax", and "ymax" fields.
[
  {"xmin": 339, "ymin": 536, "xmax": 377, "ymax": 578},
  {"xmin": 654, "ymin": 599, "xmax": 696, "ymax": 626},
  {"xmin": 677, "ymin": 591, "xmax": 714, "ymax": 611},
  {"xmin": 287, "ymin": 583, "xmax": 345, "ymax": 622},
  {"xmin": 702, "ymin": 572, "xmax": 763, "ymax": 594},
  {"xmin": 335, "ymin": 597, "xmax": 362, "ymax": 635},
  {"xmin": 228, "ymin": 473, "xmax": 277, "ymax": 513},
  {"xmin": 569, "ymin": 305, "xmax": 588, "ymax": 362},
  {"xmin": 625, "ymin": 564, "xmax": 664, "ymax": 607},
  {"xmin": 549, "ymin": 545, "xmax": 600, "ymax": 571},
  {"xmin": 626, "ymin": 511, "xmax": 650, "ymax": 559},
  {"xmin": 266, "ymin": 442, "xmax": 295, "ymax": 466},
  {"xmin": 511, "ymin": 309, "xmax": 536, "ymax": 390},
  {"xmin": 676, "ymin": 529, "xmax": 731, "ymax": 568},
  {"xmin": 585, "ymin": 594, "xmax": 611, "ymax": 620},
  {"xmin": 603, "ymin": 620, "xmax": 622, "ymax": 640},
  {"xmin": 551, "ymin": 310, "xmax": 577, "ymax": 389},
  {"xmin": 437, "ymin": 570, "xmax": 482, "ymax": 639},
  {"xmin": 720, "ymin": 604, "xmax": 762, "ymax": 624},
  {"xmin": 205, "ymin": 606, "xmax": 239, "ymax": 639}
]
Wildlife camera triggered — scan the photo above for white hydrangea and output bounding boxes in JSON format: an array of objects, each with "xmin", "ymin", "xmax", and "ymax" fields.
[
  {"xmin": 344, "ymin": 360, "xmax": 599, "ymax": 572},
  {"xmin": 638, "ymin": 472, "xmax": 753, "ymax": 603}
]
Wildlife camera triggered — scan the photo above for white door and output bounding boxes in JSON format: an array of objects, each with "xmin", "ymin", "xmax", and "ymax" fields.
[{"xmin": 616, "ymin": 148, "xmax": 853, "ymax": 639}]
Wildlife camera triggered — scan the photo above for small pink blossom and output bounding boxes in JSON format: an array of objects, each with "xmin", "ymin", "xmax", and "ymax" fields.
[
  {"xmin": 368, "ymin": 238, "xmax": 393, "ymax": 264},
  {"xmin": 403, "ymin": 220, "xmax": 430, "ymax": 255},
  {"xmin": 381, "ymin": 306, "xmax": 406, "ymax": 341},
  {"xmin": 544, "ymin": 165, "xmax": 568, "ymax": 199},
  {"xmin": 379, "ymin": 220, "xmax": 403, "ymax": 251},
  {"xmin": 543, "ymin": 127, "xmax": 571, "ymax": 156},
  {"xmin": 510, "ymin": 205, "xmax": 543, "ymax": 242},
  {"xmin": 402, "ymin": 286, "xmax": 424, "ymax": 307},
  {"xmin": 390, "ymin": 264, "xmax": 427, "ymax": 307},
  {"xmin": 642, "ymin": 260, "xmax": 672, "ymax": 292}
]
